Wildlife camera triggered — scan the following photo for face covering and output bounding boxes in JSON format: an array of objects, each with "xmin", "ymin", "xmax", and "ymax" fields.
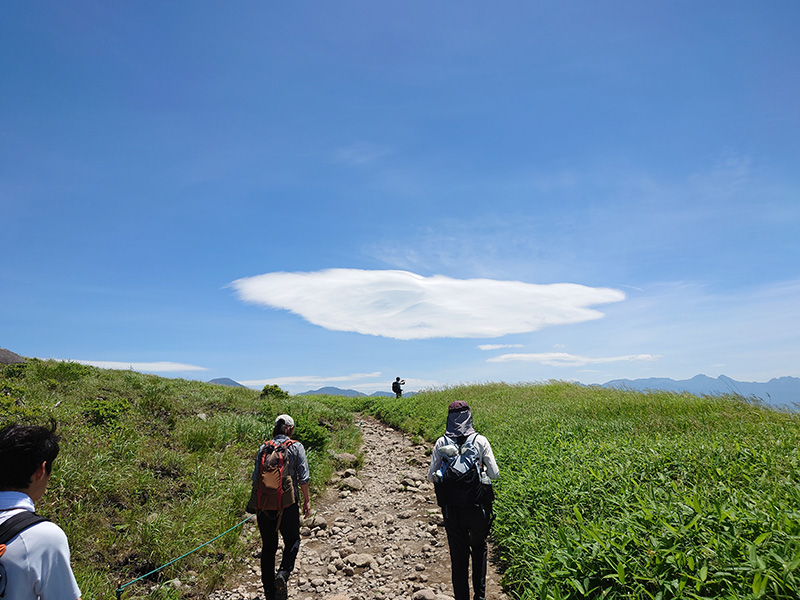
[{"xmin": 445, "ymin": 405, "xmax": 477, "ymax": 438}]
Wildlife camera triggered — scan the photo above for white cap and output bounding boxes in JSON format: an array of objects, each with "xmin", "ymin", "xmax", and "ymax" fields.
[{"xmin": 276, "ymin": 414, "xmax": 294, "ymax": 428}]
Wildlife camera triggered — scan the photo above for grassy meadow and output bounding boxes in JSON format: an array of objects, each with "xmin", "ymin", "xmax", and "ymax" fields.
[
  {"xmin": 318, "ymin": 382, "xmax": 800, "ymax": 600},
  {"xmin": 3, "ymin": 359, "xmax": 799, "ymax": 599},
  {"xmin": 0, "ymin": 359, "xmax": 361, "ymax": 600}
]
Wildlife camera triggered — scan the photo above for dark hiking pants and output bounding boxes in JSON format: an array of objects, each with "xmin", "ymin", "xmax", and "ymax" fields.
[
  {"xmin": 257, "ymin": 504, "xmax": 301, "ymax": 599},
  {"xmin": 443, "ymin": 503, "xmax": 490, "ymax": 600}
]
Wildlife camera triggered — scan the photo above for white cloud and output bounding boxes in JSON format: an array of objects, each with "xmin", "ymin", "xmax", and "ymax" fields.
[
  {"xmin": 478, "ymin": 344, "xmax": 524, "ymax": 351},
  {"xmin": 68, "ymin": 360, "xmax": 207, "ymax": 372},
  {"xmin": 230, "ymin": 269, "xmax": 626, "ymax": 340},
  {"xmin": 487, "ymin": 352, "xmax": 658, "ymax": 367},
  {"xmin": 241, "ymin": 371, "xmax": 383, "ymax": 389}
]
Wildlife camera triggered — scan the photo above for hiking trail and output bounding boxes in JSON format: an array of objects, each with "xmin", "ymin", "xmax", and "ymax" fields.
[{"xmin": 209, "ymin": 416, "xmax": 509, "ymax": 600}]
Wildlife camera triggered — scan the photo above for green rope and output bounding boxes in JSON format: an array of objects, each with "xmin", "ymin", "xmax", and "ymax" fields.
[
  {"xmin": 343, "ymin": 420, "xmax": 363, "ymax": 452},
  {"xmin": 116, "ymin": 421, "xmax": 363, "ymax": 598},
  {"xmin": 115, "ymin": 514, "xmax": 254, "ymax": 599}
]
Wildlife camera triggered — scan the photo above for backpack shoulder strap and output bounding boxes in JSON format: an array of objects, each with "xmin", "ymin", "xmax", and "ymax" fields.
[{"xmin": 0, "ymin": 512, "xmax": 49, "ymax": 545}]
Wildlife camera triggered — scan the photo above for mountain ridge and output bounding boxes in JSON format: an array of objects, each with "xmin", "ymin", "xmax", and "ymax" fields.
[
  {"xmin": 601, "ymin": 374, "xmax": 799, "ymax": 408},
  {"xmin": 297, "ymin": 386, "xmax": 416, "ymax": 398}
]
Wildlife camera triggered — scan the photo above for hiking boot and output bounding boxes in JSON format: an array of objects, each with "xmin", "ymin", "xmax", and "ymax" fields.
[{"xmin": 275, "ymin": 570, "xmax": 289, "ymax": 600}]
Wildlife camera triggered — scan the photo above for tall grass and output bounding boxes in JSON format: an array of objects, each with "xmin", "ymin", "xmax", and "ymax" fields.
[
  {"xmin": 0, "ymin": 359, "xmax": 360, "ymax": 600},
  {"xmin": 318, "ymin": 382, "xmax": 800, "ymax": 599}
]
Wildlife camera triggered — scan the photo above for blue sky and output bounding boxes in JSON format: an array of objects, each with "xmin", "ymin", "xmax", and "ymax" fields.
[{"xmin": 2, "ymin": 1, "xmax": 799, "ymax": 395}]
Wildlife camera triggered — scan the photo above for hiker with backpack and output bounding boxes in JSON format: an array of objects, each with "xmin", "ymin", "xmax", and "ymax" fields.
[
  {"xmin": 428, "ymin": 401, "xmax": 499, "ymax": 600},
  {"xmin": 247, "ymin": 414, "xmax": 310, "ymax": 600},
  {"xmin": 0, "ymin": 423, "xmax": 82, "ymax": 600},
  {"xmin": 392, "ymin": 377, "xmax": 405, "ymax": 398}
]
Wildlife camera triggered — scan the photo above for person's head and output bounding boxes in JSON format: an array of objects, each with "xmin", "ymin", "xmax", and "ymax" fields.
[
  {"xmin": 0, "ymin": 423, "xmax": 61, "ymax": 495},
  {"xmin": 445, "ymin": 401, "xmax": 476, "ymax": 438},
  {"xmin": 273, "ymin": 414, "xmax": 295, "ymax": 437},
  {"xmin": 396, "ymin": 377, "xmax": 401, "ymax": 382}
]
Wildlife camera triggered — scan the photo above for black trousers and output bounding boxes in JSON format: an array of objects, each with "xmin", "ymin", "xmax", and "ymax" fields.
[
  {"xmin": 257, "ymin": 504, "xmax": 301, "ymax": 599},
  {"xmin": 443, "ymin": 503, "xmax": 490, "ymax": 600}
]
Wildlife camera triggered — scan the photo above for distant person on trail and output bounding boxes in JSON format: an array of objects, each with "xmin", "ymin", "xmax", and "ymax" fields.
[
  {"xmin": 428, "ymin": 401, "xmax": 499, "ymax": 600},
  {"xmin": 247, "ymin": 415, "xmax": 311, "ymax": 600},
  {"xmin": 392, "ymin": 377, "xmax": 405, "ymax": 398},
  {"xmin": 0, "ymin": 423, "xmax": 82, "ymax": 600}
]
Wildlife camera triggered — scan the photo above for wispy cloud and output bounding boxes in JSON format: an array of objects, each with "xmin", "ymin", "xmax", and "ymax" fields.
[
  {"xmin": 478, "ymin": 344, "xmax": 524, "ymax": 351},
  {"xmin": 487, "ymin": 352, "xmax": 658, "ymax": 367},
  {"xmin": 240, "ymin": 371, "xmax": 383, "ymax": 389},
  {"xmin": 68, "ymin": 360, "xmax": 208, "ymax": 372},
  {"xmin": 230, "ymin": 269, "xmax": 626, "ymax": 340},
  {"xmin": 333, "ymin": 142, "xmax": 392, "ymax": 166}
]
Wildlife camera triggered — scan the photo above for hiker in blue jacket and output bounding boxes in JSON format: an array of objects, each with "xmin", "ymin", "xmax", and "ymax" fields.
[
  {"xmin": 250, "ymin": 414, "xmax": 311, "ymax": 600},
  {"xmin": 428, "ymin": 401, "xmax": 499, "ymax": 600}
]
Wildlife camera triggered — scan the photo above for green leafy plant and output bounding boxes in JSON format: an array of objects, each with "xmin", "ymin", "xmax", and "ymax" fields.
[
  {"xmin": 315, "ymin": 382, "xmax": 800, "ymax": 600},
  {"xmin": 0, "ymin": 360, "xmax": 361, "ymax": 600},
  {"xmin": 260, "ymin": 384, "xmax": 290, "ymax": 400},
  {"xmin": 83, "ymin": 396, "xmax": 131, "ymax": 427}
]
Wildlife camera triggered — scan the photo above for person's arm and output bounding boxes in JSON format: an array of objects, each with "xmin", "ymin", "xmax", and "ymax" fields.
[
  {"xmin": 479, "ymin": 436, "xmax": 500, "ymax": 480},
  {"xmin": 300, "ymin": 482, "xmax": 311, "ymax": 518},
  {"xmin": 294, "ymin": 443, "xmax": 312, "ymax": 517},
  {"xmin": 427, "ymin": 438, "xmax": 444, "ymax": 482},
  {"xmin": 37, "ymin": 523, "xmax": 83, "ymax": 600}
]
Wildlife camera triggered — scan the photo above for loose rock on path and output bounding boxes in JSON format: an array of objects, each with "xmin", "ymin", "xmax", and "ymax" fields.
[{"xmin": 210, "ymin": 416, "xmax": 509, "ymax": 600}]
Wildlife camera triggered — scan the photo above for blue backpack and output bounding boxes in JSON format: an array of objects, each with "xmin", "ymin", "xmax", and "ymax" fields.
[{"xmin": 433, "ymin": 433, "xmax": 484, "ymax": 506}]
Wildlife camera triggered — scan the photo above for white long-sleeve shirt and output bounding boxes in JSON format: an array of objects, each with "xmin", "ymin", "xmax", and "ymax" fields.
[
  {"xmin": 427, "ymin": 433, "xmax": 500, "ymax": 483},
  {"xmin": 0, "ymin": 491, "xmax": 82, "ymax": 600}
]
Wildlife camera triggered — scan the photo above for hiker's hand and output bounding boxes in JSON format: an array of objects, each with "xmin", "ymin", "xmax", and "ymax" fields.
[{"xmin": 303, "ymin": 499, "xmax": 311, "ymax": 518}]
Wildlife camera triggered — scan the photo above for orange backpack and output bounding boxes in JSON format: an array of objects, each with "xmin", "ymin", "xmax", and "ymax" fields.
[{"xmin": 255, "ymin": 439, "xmax": 297, "ymax": 517}]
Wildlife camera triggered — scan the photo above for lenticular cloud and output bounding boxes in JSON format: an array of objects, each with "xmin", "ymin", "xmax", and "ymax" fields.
[{"xmin": 230, "ymin": 269, "xmax": 625, "ymax": 340}]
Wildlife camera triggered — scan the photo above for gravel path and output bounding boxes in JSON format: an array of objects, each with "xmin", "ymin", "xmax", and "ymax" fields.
[{"xmin": 210, "ymin": 416, "xmax": 509, "ymax": 600}]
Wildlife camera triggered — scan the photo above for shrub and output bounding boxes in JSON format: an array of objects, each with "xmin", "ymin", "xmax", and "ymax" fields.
[
  {"xmin": 0, "ymin": 362, "xmax": 363, "ymax": 599},
  {"xmin": 83, "ymin": 396, "xmax": 131, "ymax": 427},
  {"xmin": 260, "ymin": 384, "xmax": 290, "ymax": 400}
]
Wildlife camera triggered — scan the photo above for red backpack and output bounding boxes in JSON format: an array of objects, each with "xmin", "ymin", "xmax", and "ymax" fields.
[{"xmin": 254, "ymin": 439, "xmax": 297, "ymax": 522}]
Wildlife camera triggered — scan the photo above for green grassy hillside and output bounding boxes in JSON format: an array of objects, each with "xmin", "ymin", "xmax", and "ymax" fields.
[
  {"xmin": 0, "ymin": 359, "xmax": 360, "ymax": 600},
  {"xmin": 4, "ymin": 360, "xmax": 799, "ymax": 599},
  {"xmin": 317, "ymin": 382, "xmax": 800, "ymax": 600}
]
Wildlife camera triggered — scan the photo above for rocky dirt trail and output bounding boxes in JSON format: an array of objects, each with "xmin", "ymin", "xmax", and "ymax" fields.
[{"xmin": 210, "ymin": 416, "xmax": 509, "ymax": 600}]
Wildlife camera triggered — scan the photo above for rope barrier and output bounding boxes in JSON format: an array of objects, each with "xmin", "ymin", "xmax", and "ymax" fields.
[
  {"xmin": 115, "ymin": 421, "xmax": 363, "ymax": 598},
  {"xmin": 115, "ymin": 514, "xmax": 254, "ymax": 599},
  {"xmin": 343, "ymin": 420, "xmax": 363, "ymax": 452}
]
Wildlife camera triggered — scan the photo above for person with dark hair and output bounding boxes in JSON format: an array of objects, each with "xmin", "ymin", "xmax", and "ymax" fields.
[
  {"xmin": 0, "ymin": 423, "xmax": 82, "ymax": 600},
  {"xmin": 247, "ymin": 414, "xmax": 310, "ymax": 600},
  {"xmin": 427, "ymin": 402, "xmax": 499, "ymax": 600},
  {"xmin": 392, "ymin": 377, "xmax": 405, "ymax": 398}
]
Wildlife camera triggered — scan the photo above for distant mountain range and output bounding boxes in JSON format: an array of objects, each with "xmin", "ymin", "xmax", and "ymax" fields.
[
  {"xmin": 601, "ymin": 374, "xmax": 799, "ymax": 408},
  {"xmin": 298, "ymin": 386, "xmax": 416, "ymax": 398},
  {"xmin": 207, "ymin": 377, "xmax": 246, "ymax": 388}
]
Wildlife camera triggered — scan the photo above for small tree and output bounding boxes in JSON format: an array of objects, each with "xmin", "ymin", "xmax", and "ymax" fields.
[{"xmin": 260, "ymin": 384, "xmax": 290, "ymax": 400}]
